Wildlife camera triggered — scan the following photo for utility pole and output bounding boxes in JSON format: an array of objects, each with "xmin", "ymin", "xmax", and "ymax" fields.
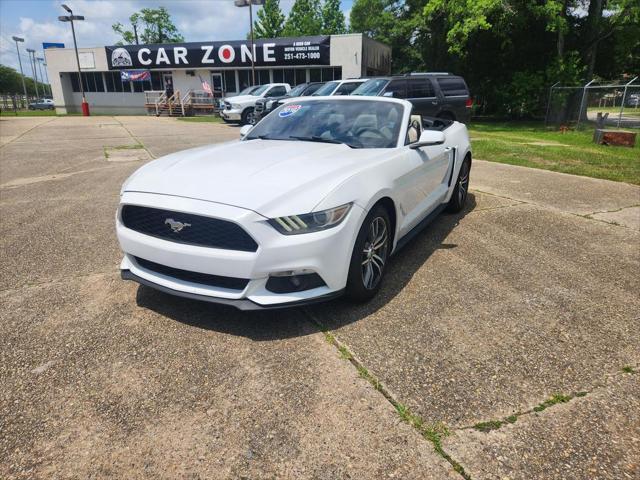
[
  {"xmin": 234, "ymin": 0, "xmax": 265, "ymax": 86},
  {"xmin": 37, "ymin": 57, "xmax": 48, "ymax": 96},
  {"xmin": 59, "ymin": 4, "xmax": 89, "ymax": 115},
  {"xmin": 133, "ymin": 22, "xmax": 139, "ymax": 44},
  {"xmin": 26, "ymin": 48, "xmax": 39, "ymax": 99},
  {"xmin": 12, "ymin": 36, "xmax": 28, "ymax": 107}
]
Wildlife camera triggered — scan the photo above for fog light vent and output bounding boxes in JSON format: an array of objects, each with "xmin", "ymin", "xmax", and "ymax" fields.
[{"xmin": 266, "ymin": 272, "xmax": 326, "ymax": 294}]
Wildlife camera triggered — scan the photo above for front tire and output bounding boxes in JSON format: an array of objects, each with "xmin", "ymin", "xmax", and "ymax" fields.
[
  {"xmin": 446, "ymin": 157, "xmax": 471, "ymax": 213},
  {"xmin": 346, "ymin": 205, "xmax": 391, "ymax": 302},
  {"xmin": 241, "ymin": 107, "xmax": 255, "ymax": 125}
]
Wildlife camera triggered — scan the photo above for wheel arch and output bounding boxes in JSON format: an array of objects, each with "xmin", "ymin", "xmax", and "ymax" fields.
[{"xmin": 370, "ymin": 196, "xmax": 397, "ymax": 251}]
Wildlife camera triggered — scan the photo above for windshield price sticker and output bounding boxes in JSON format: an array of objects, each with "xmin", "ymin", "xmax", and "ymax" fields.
[{"xmin": 279, "ymin": 105, "xmax": 302, "ymax": 118}]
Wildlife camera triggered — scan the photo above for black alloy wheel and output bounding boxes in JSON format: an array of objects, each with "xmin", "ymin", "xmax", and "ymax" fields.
[
  {"xmin": 346, "ymin": 205, "xmax": 391, "ymax": 301},
  {"xmin": 447, "ymin": 158, "xmax": 471, "ymax": 213}
]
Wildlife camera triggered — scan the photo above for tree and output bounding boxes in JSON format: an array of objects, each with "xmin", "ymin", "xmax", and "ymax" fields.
[
  {"xmin": 282, "ymin": 0, "xmax": 323, "ymax": 36},
  {"xmin": 0, "ymin": 64, "xmax": 48, "ymax": 96},
  {"xmin": 254, "ymin": 0, "xmax": 286, "ymax": 38},
  {"xmin": 112, "ymin": 7, "xmax": 184, "ymax": 45},
  {"xmin": 321, "ymin": 0, "xmax": 347, "ymax": 34}
]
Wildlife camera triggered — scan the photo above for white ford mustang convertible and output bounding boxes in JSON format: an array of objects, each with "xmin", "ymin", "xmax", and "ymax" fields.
[{"xmin": 116, "ymin": 97, "xmax": 471, "ymax": 309}]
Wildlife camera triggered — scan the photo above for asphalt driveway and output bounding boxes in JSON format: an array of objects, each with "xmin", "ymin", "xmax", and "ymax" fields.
[{"xmin": 1, "ymin": 116, "xmax": 638, "ymax": 479}]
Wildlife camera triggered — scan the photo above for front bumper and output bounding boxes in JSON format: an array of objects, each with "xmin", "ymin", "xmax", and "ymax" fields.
[
  {"xmin": 116, "ymin": 192, "xmax": 363, "ymax": 309},
  {"xmin": 220, "ymin": 108, "xmax": 242, "ymax": 121}
]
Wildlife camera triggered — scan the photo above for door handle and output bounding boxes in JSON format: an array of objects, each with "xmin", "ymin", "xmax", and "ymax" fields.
[{"xmin": 431, "ymin": 101, "xmax": 438, "ymax": 105}]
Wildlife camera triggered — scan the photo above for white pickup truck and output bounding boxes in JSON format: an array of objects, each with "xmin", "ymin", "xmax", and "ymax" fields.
[{"xmin": 221, "ymin": 83, "xmax": 290, "ymax": 125}]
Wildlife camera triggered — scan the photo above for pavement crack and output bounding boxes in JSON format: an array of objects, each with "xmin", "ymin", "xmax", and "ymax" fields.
[
  {"xmin": 462, "ymin": 391, "xmax": 588, "ymax": 433},
  {"xmin": 111, "ymin": 117, "xmax": 155, "ymax": 159},
  {"xmin": 0, "ymin": 117, "xmax": 57, "ymax": 149},
  {"xmin": 582, "ymin": 204, "xmax": 640, "ymax": 217},
  {"xmin": 302, "ymin": 307, "xmax": 472, "ymax": 480}
]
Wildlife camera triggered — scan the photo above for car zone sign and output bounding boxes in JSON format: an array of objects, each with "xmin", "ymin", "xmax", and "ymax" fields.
[{"xmin": 106, "ymin": 36, "xmax": 330, "ymax": 69}]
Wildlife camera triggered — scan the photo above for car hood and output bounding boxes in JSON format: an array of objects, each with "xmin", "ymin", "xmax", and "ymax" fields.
[
  {"xmin": 123, "ymin": 140, "xmax": 387, "ymax": 217},
  {"xmin": 226, "ymin": 95, "xmax": 257, "ymax": 104}
]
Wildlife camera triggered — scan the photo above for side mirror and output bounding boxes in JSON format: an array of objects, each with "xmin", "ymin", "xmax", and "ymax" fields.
[
  {"xmin": 409, "ymin": 130, "xmax": 446, "ymax": 149},
  {"xmin": 239, "ymin": 124, "xmax": 252, "ymax": 139}
]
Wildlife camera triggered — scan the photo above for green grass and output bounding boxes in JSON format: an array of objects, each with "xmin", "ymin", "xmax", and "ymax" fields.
[
  {"xmin": 176, "ymin": 115, "xmax": 224, "ymax": 123},
  {"xmin": 468, "ymin": 121, "xmax": 640, "ymax": 185},
  {"xmin": 621, "ymin": 366, "xmax": 636, "ymax": 374},
  {"xmin": 0, "ymin": 109, "xmax": 57, "ymax": 117}
]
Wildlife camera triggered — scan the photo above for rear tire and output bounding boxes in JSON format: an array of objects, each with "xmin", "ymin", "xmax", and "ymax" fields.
[
  {"xmin": 346, "ymin": 205, "xmax": 391, "ymax": 302},
  {"xmin": 446, "ymin": 157, "xmax": 471, "ymax": 213}
]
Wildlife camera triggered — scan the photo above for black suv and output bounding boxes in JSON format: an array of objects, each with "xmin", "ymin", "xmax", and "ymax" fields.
[
  {"xmin": 352, "ymin": 73, "xmax": 472, "ymax": 123},
  {"xmin": 254, "ymin": 82, "xmax": 325, "ymax": 121}
]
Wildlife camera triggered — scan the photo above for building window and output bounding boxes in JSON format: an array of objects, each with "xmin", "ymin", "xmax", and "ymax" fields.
[
  {"xmin": 283, "ymin": 69, "xmax": 295, "ymax": 86},
  {"xmin": 258, "ymin": 69, "xmax": 270, "ymax": 85},
  {"xmin": 70, "ymin": 72, "xmax": 80, "ymax": 92},
  {"xmin": 238, "ymin": 70, "xmax": 251, "ymax": 90},
  {"xmin": 309, "ymin": 68, "xmax": 321, "ymax": 82},
  {"xmin": 333, "ymin": 67, "xmax": 342, "ymax": 80},
  {"xmin": 272, "ymin": 68, "xmax": 284, "ymax": 83},
  {"xmin": 104, "ymin": 71, "xmax": 129, "ymax": 93},
  {"xmin": 321, "ymin": 68, "xmax": 335, "ymax": 81},
  {"xmin": 224, "ymin": 70, "xmax": 236, "ymax": 93},
  {"xmin": 70, "ymin": 72, "xmax": 105, "ymax": 92},
  {"xmin": 151, "ymin": 72, "xmax": 163, "ymax": 91},
  {"xmin": 295, "ymin": 69, "xmax": 306, "ymax": 85}
]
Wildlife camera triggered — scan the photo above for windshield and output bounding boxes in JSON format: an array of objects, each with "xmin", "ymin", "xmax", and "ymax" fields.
[
  {"xmin": 312, "ymin": 81, "xmax": 339, "ymax": 96},
  {"xmin": 286, "ymin": 84, "xmax": 307, "ymax": 97},
  {"xmin": 352, "ymin": 79, "xmax": 389, "ymax": 96},
  {"xmin": 237, "ymin": 86, "xmax": 258, "ymax": 96},
  {"xmin": 252, "ymin": 84, "xmax": 270, "ymax": 96},
  {"xmin": 246, "ymin": 99, "xmax": 404, "ymax": 149}
]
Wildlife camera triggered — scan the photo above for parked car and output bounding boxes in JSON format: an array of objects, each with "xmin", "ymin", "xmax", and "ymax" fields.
[
  {"xmin": 311, "ymin": 78, "xmax": 368, "ymax": 97},
  {"xmin": 254, "ymin": 82, "xmax": 325, "ymax": 121},
  {"xmin": 627, "ymin": 94, "xmax": 640, "ymax": 107},
  {"xmin": 28, "ymin": 98, "xmax": 55, "ymax": 110},
  {"xmin": 353, "ymin": 73, "xmax": 472, "ymax": 123},
  {"xmin": 221, "ymin": 83, "xmax": 290, "ymax": 125},
  {"xmin": 260, "ymin": 79, "xmax": 369, "ymax": 122},
  {"xmin": 218, "ymin": 85, "xmax": 262, "ymax": 110},
  {"xmin": 116, "ymin": 97, "xmax": 472, "ymax": 310}
]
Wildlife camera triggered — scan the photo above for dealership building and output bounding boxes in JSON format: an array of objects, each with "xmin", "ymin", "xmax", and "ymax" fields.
[{"xmin": 44, "ymin": 34, "xmax": 391, "ymax": 115}]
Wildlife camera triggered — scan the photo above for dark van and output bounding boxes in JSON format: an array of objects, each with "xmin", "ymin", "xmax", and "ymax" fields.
[{"xmin": 352, "ymin": 73, "xmax": 472, "ymax": 123}]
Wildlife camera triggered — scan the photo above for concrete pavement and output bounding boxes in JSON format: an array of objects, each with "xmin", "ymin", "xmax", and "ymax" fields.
[{"xmin": 1, "ymin": 116, "xmax": 638, "ymax": 479}]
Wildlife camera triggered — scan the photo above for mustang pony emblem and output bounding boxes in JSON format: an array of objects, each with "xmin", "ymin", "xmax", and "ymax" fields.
[{"xmin": 165, "ymin": 218, "xmax": 191, "ymax": 233}]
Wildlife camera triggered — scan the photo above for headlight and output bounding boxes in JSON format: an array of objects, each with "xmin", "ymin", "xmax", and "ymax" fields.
[
  {"xmin": 268, "ymin": 203, "xmax": 352, "ymax": 235},
  {"xmin": 231, "ymin": 103, "xmax": 240, "ymax": 110},
  {"xmin": 266, "ymin": 100, "xmax": 274, "ymax": 109}
]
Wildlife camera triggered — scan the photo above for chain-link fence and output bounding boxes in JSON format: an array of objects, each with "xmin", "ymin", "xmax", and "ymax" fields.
[
  {"xmin": 0, "ymin": 94, "xmax": 42, "ymax": 112},
  {"xmin": 545, "ymin": 77, "xmax": 639, "ymax": 129}
]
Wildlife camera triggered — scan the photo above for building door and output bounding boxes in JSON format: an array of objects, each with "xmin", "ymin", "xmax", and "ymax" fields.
[
  {"xmin": 211, "ymin": 73, "xmax": 223, "ymax": 94},
  {"xmin": 162, "ymin": 73, "xmax": 174, "ymax": 94}
]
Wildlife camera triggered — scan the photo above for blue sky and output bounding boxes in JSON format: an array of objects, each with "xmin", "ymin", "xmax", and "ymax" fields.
[{"xmin": 0, "ymin": 0, "xmax": 354, "ymax": 78}]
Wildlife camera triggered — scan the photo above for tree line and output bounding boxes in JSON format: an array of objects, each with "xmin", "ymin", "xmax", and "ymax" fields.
[
  {"xmin": 256, "ymin": 0, "xmax": 639, "ymax": 117},
  {"xmin": 0, "ymin": 64, "xmax": 50, "ymax": 97},
  {"xmin": 105, "ymin": 2, "xmax": 638, "ymax": 118}
]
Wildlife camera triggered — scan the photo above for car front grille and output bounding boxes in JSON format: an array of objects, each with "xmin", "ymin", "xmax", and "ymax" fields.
[
  {"xmin": 134, "ymin": 256, "xmax": 249, "ymax": 291},
  {"xmin": 254, "ymin": 101, "xmax": 264, "ymax": 113},
  {"xmin": 121, "ymin": 205, "xmax": 258, "ymax": 252}
]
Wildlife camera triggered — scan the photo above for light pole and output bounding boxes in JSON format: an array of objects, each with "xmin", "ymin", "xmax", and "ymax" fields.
[
  {"xmin": 36, "ymin": 57, "xmax": 48, "ymax": 96},
  {"xmin": 39, "ymin": 59, "xmax": 51, "ymax": 96},
  {"xmin": 12, "ymin": 36, "xmax": 28, "ymax": 108},
  {"xmin": 234, "ymin": 0, "xmax": 265, "ymax": 86},
  {"xmin": 26, "ymin": 48, "xmax": 39, "ymax": 99},
  {"xmin": 59, "ymin": 4, "xmax": 89, "ymax": 116}
]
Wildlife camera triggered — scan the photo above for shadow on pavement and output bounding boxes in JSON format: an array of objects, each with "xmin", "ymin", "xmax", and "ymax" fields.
[{"xmin": 135, "ymin": 193, "xmax": 477, "ymax": 339}]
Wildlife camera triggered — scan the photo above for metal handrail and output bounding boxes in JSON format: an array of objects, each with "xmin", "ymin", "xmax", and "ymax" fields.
[
  {"xmin": 180, "ymin": 89, "xmax": 192, "ymax": 117},
  {"xmin": 154, "ymin": 91, "xmax": 166, "ymax": 116}
]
